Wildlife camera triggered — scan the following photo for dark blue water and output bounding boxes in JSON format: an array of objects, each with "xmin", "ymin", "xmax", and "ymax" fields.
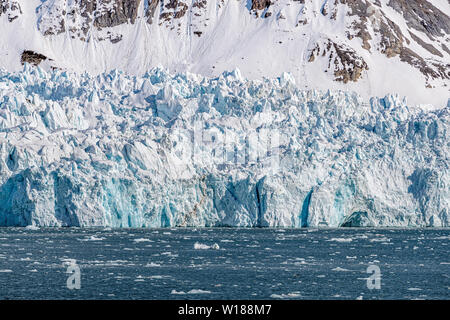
[{"xmin": 0, "ymin": 228, "xmax": 448, "ymax": 299}]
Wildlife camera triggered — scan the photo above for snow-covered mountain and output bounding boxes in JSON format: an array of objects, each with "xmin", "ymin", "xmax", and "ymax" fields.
[
  {"xmin": 0, "ymin": 0, "xmax": 449, "ymax": 106},
  {"xmin": 0, "ymin": 0, "xmax": 449, "ymax": 228}
]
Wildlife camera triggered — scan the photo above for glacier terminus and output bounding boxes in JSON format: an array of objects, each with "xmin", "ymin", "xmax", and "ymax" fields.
[{"xmin": 0, "ymin": 65, "xmax": 448, "ymax": 227}]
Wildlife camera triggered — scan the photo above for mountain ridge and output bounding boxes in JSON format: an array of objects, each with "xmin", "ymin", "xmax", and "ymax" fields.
[{"xmin": 0, "ymin": 0, "xmax": 449, "ymax": 106}]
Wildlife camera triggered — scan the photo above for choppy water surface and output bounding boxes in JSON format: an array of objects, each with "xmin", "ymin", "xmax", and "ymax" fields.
[{"xmin": 0, "ymin": 228, "xmax": 448, "ymax": 299}]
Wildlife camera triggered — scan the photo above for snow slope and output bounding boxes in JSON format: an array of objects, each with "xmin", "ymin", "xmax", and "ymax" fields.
[
  {"xmin": 0, "ymin": 65, "xmax": 448, "ymax": 227},
  {"xmin": 0, "ymin": 0, "xmax": 448, "ymax": 107}
]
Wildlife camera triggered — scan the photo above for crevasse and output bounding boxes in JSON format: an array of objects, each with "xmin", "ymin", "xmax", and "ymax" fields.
[{"xmin": 0, "ymin": 64, "xmax": 448, "ymax": 227}]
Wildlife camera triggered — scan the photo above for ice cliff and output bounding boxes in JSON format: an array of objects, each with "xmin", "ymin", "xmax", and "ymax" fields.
[{"xmin": 0, "ymin": 65, "xmax": 448, "ymax": 227}]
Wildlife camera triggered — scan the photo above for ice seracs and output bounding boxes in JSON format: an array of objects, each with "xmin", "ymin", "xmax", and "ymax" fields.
[{"xmin": 0, "ymin": 65, "xmax": 448, "ymax": 227}]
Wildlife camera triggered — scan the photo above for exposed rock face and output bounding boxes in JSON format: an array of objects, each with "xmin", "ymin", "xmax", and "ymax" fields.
[
  {"xmin": 20, "ymin": 51, "xmax": 48, "ymax": 66},
  {"xmin": 399, "ymin": 48, "xmax": 449, "ymax": 82},
  {"xmin": 309, "ymin": 39, "xmax": 369, "ymax": 83},
  {"xmin": 377, "ymin": 15, "xmax": 405, "ymax": 58},
  {"xmin": 37, "ymin": 0, "xmax": 143, "ymax": 42},
  {"xmin": 329, "ymin": 0, "xmax": 450, "ymax": 84},
  {"xmin": 387, "ymin": 0, "xmax": 450, "ymax": 38},
  {"xmin": 93, "ymin": 0, "xmax": 142, "ymax": 28},
  {"xmin": 160, "ymin": 0, "xmax": 188, "ymax": 20},
  {"xmin": 371, "ymin": 5, "xmax": 449, "ymax": 83},
  {"xmin": 408, "ymin": 31, "xmax": 442, "ymax": 57},
  {"xmin": 1, "ymin": 0, "xmax": 449, "ymax": 92},
  {"xmin": 250, "ymin": 0, "xmax": 272, "ymax": 17},
  {"xmin": 0, "ymin": 0, "xmax": 21, "ymax": 22},
  {"xmin": 337, "ymin": 0, "xmax": 373, "ymax": 51},
  {"xmin": 251, "ymin": 0, "xmax": 272, "ymax": 11},
  {"xmin": 145, "ymin": 0, "xmax": 160, "ymax": 24}
]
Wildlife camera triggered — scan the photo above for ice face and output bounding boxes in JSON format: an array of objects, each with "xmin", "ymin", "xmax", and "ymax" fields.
[{"xmin": 0, "ymin": 65, "xmax": 448, "ymax": 227}]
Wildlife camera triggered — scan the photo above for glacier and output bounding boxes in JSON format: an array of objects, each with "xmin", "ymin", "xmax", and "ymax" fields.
[{"xmin": 0, "ymin": 64, "xmax": 448, "ymax": 227}]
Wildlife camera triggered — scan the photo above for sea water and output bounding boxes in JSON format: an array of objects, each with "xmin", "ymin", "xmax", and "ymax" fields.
[{"xmin": 0, "ymin": 228, "xmax": 448, "ymax": 299}]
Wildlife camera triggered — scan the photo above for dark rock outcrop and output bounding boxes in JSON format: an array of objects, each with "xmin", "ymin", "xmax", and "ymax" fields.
[
  {"xmin": 309, "ymin": 39, "xmax": 369, "ymax": 83},
  {"xmin": 21, "ymin": 51, "xmax": 48, "ymax": 66},
  {"xmin": 337, "ymin": 0, "xmax": 373, "ymax": 51},
  {"xmin": 93, "ymin": 0, "xmax": 142, "ymax": 28},
  {"xmin": 250, "ymin": 0, "xmax": 272, "ymax": 18},
  {"xmin": 387, "ymin": 0, "xmax": 450, "ymax": 39},
  {"xmin": 38, "ymin": 0, "xmax": 143, "ymax": 42},
  {"xmin": 251, "ymin": 0, "xmax": 272, "ymax": 11},
  {"xmin": 333, "ymin": 0, "xmax": 448, "ymax": 83},
  {"xmin": 0, "ymin": 0, "xmax": 21, "ymax": 22}
]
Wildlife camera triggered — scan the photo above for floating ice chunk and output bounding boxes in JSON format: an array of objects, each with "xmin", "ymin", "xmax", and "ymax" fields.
[
  {"xmin": 134, "ymin": 238, "xmax": 153, "ymax": 243},
  {"xmin": 145, "ymin": 262, "xmax": 161, "ymax": 267},
  {"xmin": 150, "ymin": 275, "xmax": 169, "ymax": 279},
  {"xmin": 187, "ymin": 289, "xmax": 212, "ymax": 294},
  {"xmin": 194, "ymin": 243, "xmax": 209, "ymax": 249},
  {"xmin": 328, "ymin": 238, "xmax": 353, "ymax": 243},
  {"xmin": 194, "ymin": 242, "xmax": 220, "ymax": 250},
  {"xmin": 270, "ymin": 292, "xmax": 301, "ymax": 299},
  {"xmin": 369, "ymin": 237, "xmax": 390, "ymax": 242},
  {"xmin": 79, "ymin": 236, "xmax": 105, "ymax": 241},
  {"xmin": 171, "ymin": 290, "xmax": 186, "ymax": 295},
  {"xmin": 332, "ymin": 267, "xmax": 350, "ymax": 272}
]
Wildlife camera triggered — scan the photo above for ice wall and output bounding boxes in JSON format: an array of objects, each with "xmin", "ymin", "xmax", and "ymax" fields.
[{"xmin": 0, "ymin": 65, "xmax": 448, "ymax": 227}]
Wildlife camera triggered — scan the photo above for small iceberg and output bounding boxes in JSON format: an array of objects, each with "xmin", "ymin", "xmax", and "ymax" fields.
[
  {"xmin": 194, "ymin": 242, "xmax": 220, "ymax": 250},
  {"xmin": 25, "ymin": 225, "xmax": 39, "ymax": 231}
]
